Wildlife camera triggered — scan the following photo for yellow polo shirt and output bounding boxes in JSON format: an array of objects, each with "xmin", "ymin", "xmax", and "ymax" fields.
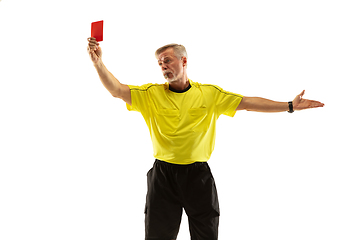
[{"xmin": 126, "ymin": 79, "xmax": 243, "ymax": 164}]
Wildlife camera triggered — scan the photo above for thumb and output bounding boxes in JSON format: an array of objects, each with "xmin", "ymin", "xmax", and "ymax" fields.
[{"xmin": 299, "ymin": 90, "xmax": 305, "ymax": 98}]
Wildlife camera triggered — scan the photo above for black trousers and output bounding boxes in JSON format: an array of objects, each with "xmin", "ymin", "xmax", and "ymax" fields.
[{"xmin": 145, "ymin": 159, "xmax": 220, "ymax": 240}]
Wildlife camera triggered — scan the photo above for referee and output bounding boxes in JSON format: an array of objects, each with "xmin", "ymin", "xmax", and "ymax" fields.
[{"xmin": 87, "ymin": 38, "xmax": 324, "ymax": 240}]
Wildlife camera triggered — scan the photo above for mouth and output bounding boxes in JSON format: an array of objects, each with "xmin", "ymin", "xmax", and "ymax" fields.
[{"xmin": 163, "ymin": 71, "xmax": 173, "ymax": 79}]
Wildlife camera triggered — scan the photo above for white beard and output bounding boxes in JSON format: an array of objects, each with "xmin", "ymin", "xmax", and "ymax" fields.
[
  {"xmin": 166, "ymin": 75, "xmax": 177, "ymax": 83},
  {"xmin": 164, "ymin": 71, "xmax": 177, "ymax": 83}
]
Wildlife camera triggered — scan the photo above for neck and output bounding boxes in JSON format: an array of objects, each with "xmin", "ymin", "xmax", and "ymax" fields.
[{"xmin": 168, "ymin": 74, "xmax": 189, "ymax": 91}]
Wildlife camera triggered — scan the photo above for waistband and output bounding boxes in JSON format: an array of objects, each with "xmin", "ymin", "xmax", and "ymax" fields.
[{"xmin": 154, "ymin": 159, "xmax": 208, "ymax": 169}]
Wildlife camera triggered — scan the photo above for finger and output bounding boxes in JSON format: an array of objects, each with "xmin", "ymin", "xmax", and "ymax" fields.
[
  {"xmin": 88, "ymin": 42, "xmax": 99, "ymax": 50},
  {"xmin": 87, "ymin": 37, "xmax": 97, "ymax": 42},
  {"xmin": 87, "ymin": 45, "xmax": 97, "ymax": 54},
  {"xmin": 88, "ymin": 40, "xmax": 98, "ymax": 46},
  {"xmin": 87, "ymin": 39, "xmax": 99, "ymax": 46},
  {"xmin": 307, "ymin": 100, "xmax": 325, "ymax": 108},
  {"xmin": 312, "ymin": 101, "xmax": 325, "ymax": 107},
  {"xmin": 88, "ymin": 43, "xmax": 98, "ymax": 49}
]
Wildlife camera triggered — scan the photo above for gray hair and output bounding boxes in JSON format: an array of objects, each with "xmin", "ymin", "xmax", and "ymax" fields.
[{"xmin": 155, "ymin": 43, "xmax": 188, "ymax": 60}]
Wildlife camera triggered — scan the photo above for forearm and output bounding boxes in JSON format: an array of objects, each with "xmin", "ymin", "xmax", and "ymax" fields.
[
  {"xmin": 238, "ymin": 97, "xmax": 288, "ymax": 112},
  {"xmin": 94, "ymin": 60, "xmax": 123, "ymax": 97}
]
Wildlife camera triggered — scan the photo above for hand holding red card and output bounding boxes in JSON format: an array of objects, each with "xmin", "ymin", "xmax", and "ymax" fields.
[{"xmin": 91, "ymin": 20, "xmax": 103, "ymax": 42}]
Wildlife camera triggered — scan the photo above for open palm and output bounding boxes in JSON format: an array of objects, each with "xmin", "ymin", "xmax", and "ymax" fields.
[{"xmin": 293, "ymin": 90, "xmax": 325, "ymax": 110}]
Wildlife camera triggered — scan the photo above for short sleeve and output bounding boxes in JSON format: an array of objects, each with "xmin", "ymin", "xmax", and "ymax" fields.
[
  {"xmin": 125, "ymin": 84, "xmax": 151, "ymax": 114},
  {"xmin": 213, "ymin": 86, "xmax": 243, "ymax": 117}
]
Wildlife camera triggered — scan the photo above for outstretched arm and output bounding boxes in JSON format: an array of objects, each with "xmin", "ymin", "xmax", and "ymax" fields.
[
  {"xmin": 87, "ymin": 37, "xmax": 131, "ymax": 105},
  {"xmin": 236, "ymin": 90, "xmax": 324, "ymax": 112}
]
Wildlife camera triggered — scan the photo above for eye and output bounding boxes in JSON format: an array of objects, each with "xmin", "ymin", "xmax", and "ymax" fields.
[{"xmin": 165, "ymin": 59, "xmax": 170, "ymax": 63}]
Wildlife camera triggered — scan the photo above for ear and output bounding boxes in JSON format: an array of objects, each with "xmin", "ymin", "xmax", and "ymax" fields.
[{"xmin": 181, "ymin": 56, "xmax": 187, "ymax": 67}]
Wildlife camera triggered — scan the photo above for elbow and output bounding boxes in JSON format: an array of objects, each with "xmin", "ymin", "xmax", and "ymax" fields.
[
  {"xmin": 110, "ymin": 85, "xmax": 131, "ymax": 105},
  {"xmin": 111, "ymin": 92, "xmax": 121, "ymax": 98},
  {"xmin": 110, "ymin": 88, "xmax": 122, "ymax": 98}
]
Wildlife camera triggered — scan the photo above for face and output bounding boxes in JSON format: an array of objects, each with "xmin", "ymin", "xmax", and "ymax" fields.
[{"xmin": 157, "ymin": 48, "xmax": 186, "ymax": 83}]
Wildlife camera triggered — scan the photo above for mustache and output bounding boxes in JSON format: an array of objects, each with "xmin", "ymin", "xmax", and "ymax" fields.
[{"xmin": 163, "ymin": 70, "xmax": 172, "ymax": 75}]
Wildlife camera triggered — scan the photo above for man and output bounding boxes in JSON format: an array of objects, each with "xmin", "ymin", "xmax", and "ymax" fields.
[{"xmin": 87, "ymin": 38, "xmax": 324, "ymax": 240}]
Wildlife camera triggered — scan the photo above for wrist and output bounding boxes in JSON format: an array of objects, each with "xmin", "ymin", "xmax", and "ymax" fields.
[
  {"xmin": 93, "ymin": 59, "xmax": 104, "ymax": 69},
  {"xmin": 288, "ymin": 101, "xmax": 294, "ymax": 113}
]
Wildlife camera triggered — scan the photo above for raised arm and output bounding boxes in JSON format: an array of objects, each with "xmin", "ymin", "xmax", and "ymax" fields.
[
  {"xmin": 87, "ymin": 37, "xmax": 131, "ymax": 105},
  {"xmin": 236, "ymin": 90, "xmax": 324, "ymax": 112}
]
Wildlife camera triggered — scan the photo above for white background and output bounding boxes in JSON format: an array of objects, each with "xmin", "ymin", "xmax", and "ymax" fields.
[{"xmin": 0, "ymin": 0, "xmax": 359, "ymax": 239}]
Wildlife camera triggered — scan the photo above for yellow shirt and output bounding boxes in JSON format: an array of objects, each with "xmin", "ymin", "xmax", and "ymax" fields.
[{"xmin": 126, "ymin": 79, "xmax": 243, "ymax": 164}]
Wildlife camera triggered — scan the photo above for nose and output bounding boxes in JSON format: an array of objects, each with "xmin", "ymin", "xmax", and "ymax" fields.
[{"xmin": 161, "ymin": 63, "xmax": 167, "ymax": 71}]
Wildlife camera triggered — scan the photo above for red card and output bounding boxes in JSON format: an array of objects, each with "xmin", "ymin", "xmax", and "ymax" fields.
[{"xmin": 91, "ymin": 20, "xmax": 103, "ymax": 42}]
